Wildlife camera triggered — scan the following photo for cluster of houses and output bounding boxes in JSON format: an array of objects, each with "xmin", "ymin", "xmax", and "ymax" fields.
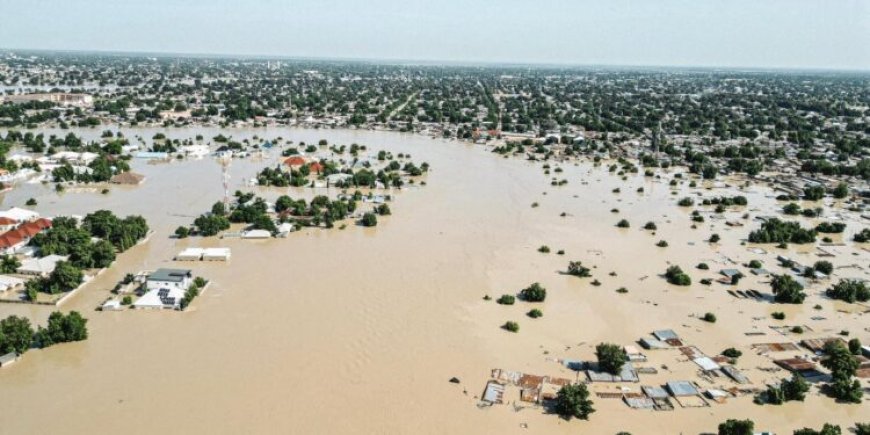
[
  {"xmin": 0, "ymin": 207, "xmax": 51, "ymax": 256},
  {"xmin": 0, "ymin": 208, "xmax": 84, "ymax": 302},
  {"xmin": 481, "ymin": 327, "xmax": 870, "ymax": 414}
]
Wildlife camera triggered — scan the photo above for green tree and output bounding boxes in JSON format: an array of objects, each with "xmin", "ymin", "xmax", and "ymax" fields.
[
  {"xmin": 718, "ymin": 419, "xmax": 754, "ymax": 435},
  {"xmin": 33, "ymin": 311, "xmax": 88, "ymax": 347},
  {"xmin": 826, "ymin": 279, "xmax": 869, "ymax": 303},
  {"xmin": 595, "ymin": 343, "xmax": 625, "ymax": 375},
  {"xmin": 771, "ymin": 275, "xmax": 806, "ymax": 304},
  {"xmin": 793, "ymin": 424, "xmax": 842, "ymax": 435},
  {"xmin": 519, "ymin": 282, "xmax": 546, "ymax": 302},
  {"xmin": 361, "ymin": 212, "xmax": 378, "ymax": 227},
  {"xmin": 0, "ymin": 255, "xmax": 21, "ymax": 273},
  {"xmin": 0, "ymin": 315, "xmax": 34, "ymax": 354},
  {"xmin": 821, "ymin": 340, "xmax": 863, "ymax": 403},
  {"xmin": 553, "ymin": 383, "xmax": 595, "ymax": 420}
]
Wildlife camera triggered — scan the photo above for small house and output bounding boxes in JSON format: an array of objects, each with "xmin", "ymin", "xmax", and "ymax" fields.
[{"xmin": 17, "ymin": 255, "xmax": 69, "ymax": 276}]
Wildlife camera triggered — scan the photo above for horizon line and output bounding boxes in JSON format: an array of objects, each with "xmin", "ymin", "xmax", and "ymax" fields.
[{"xmin": 3, "ymin": 47, "xmax": 869, "ymax": 74}]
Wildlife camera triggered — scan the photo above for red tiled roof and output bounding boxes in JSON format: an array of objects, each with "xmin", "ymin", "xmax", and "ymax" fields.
[
  {"xmin": 308, "ymin": 162, "xmax": 323, "ymax": 173},
  {"xmin": 16, "ymin": 223, "xmax": 41, "ymax": 238},
  {"xmin": 0, "ymin": 230, "xmax": 24, "ymax": 249},
  {"xmin": 0, "ymin": 217, "xmax": 17, "ymax": 226},
  {"xmin": 283, "ymin": 156, "xmax": 306, "ymax": 167},
  {"xmin": 33, "ymin": 218, "xmax": 52, "ymax": 229}
]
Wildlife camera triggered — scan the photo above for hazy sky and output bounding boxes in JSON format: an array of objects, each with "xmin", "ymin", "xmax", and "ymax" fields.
[{"xmin": 1, "ymin": 0, "xmax": 868, "ymax": 69}]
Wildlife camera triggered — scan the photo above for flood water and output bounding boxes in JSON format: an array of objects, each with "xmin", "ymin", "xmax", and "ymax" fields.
[{"xmin": 0, "ymin": 126, "xmax": 867, "ymax": 434}]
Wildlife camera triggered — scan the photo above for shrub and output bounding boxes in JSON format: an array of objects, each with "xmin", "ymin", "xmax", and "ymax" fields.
[
  {"xmin": 519, "ymin": 283, "xmax": 546, "ymax": 302},
  {"xmin": 527, "ymin": 309, "xmax": 543, "ymax": 318},
  {"xmin": 615, "ymin": 287, "xmax": 628, "ymax": 293},
  {"xmin": 616, "ymin": 219, "xmax": 630, "ymax": 228},
  {"xmin": 815, "ymin": 222, "xmax": 846, "ymax": 233},
  {"xmin": 174, "ymin": 226, "xmax": 189, "ymax": 239},
  {"xmin": 748, "ymin": 259, "xmax": 763, "ymax": 269},
  {"xmin": 722, "ymin": 348, "xmax": 742, "ymax": 359},
  {"xmin": 567, "ymin": 261, "xmax": 591, "ymax": 277},
  {"xmin": 813, "ymin": 261, "xmax": 833, "ymax": 275},
  {"xmin": 496, "ymin": 294, "xmax": 515, "ymax": 305},
  {"xmin": 644, "ymin": 221, "xmax": 657, "ymax": 230},
  {"xmin": 702, "ymin": 312, "xmax": 717, "ymax": 323},
  {"xmin": 665, "ymin": 265, "xmax": 691, "ymax": 286},
  {"xmin": 709, "ymin": 233, "xmax": 720, "ymax": 243},
  {"xmin": 656, "ymin": 240, "xmax": 668, "ymax": 247},
  {"xmin": 854, "ymin": 229, "xmax": 870, "ymax": 243},
  {"xmin": 26, "ymin": 198, "xmax": 37, "ymax": 206},
  {"xmin": 772, "ymin": 312, "xmax": 786, "ymax": 320},
  {"xmin": 678, "ymin": 197, "xmax": 694, "ymax": 207},
  {"xmin": 538, "ymin": 245, "xmax": 550, "ymax": 253},
  {"xmin": 360, "ymin": 212, "xmax": 378, "ymax": 227},
  {"xmin": 826, "ymin": 279, "xmax": 869, "ymax": 303},
  {"xmin": 791, "ymin": 326, "xmax": 804, "ymax": 334},
  {"xmin": 697, "ymin": 263, "xmax": 709, "ymax": 270},
  {"xmin": 503, "ymin": 321, "xmax": 519, "ymax": 332}
]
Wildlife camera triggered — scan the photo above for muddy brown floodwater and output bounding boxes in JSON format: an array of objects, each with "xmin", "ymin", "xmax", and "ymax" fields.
[{"xmin": 0, "ymin": 127, "xmax": 867, "ymax": 434}]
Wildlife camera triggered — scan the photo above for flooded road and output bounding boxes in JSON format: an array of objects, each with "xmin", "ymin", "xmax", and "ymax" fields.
[{"xmin": 0, "ymin": 127, "xmax": 867, "ymax": 434}]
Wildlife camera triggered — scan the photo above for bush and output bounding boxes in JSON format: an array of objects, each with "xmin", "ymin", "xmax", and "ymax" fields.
[
  {"xmin": 813, "ymin": 261, "xmax": 833, "ymax": 275},
  {"xmin": 360, "ymin": 212, "xmax": 378, "ymax": 227},
  {"xmin": 616, "ymin": 219, "xmax": 630, "ymax": 228},
  {"xmin": 854, "ymin": 229, "xmax": 870, "ymax": 243},
  {"xmin": 26, "ymin": 198, "xmax": 37, "ymax": 206},
  {"xmin": 496, "ymin": 294, "xmax": 515, "ymax": 305},
  {"xmin": 722, "ymin": 348, "xmax": 742, "ymax": 359},
  {"xmin": 567, "ymin": 261, "xmax": 591, "ymax": 277},
  {"xmin": 697, "ymin": 263, "xmax": 709, "ymax": 270},
  {"xmin": 702, "ymin": 312, "xmax": 717, "ymax": 323},
  {"xmin": 826, "ymin": 279, "xmax": 869, "ymax": 303},
  {"xmin": 772, "ymin": 312, "xmax": 786, "ymax": 320},
  {"xmin": 677, "ymin": 197, "xmax": 694, "ymax": 207},
  {"xmin": 503, "ymin": 321, "xmax": 519, "ymax": 332},
  {"xmin": 174, "ymin": 226, "xmax": 189, "ymax": 239},
  {"xmin": 816, "ymin": 222, "xmax": 846, "ymax": 234},
  {"xmin": 848, "ymin": 338, "xmax": 862, "ymax": 355},
  {"xmin": 791, "ymin": 326, "xmax": 804, "ymax": 334},
  {"xmin": 519, "ymin": 283, "xmax": 546, "ymax": 302},
  {"xmin": 718, "ymin": 419, "xmax": 754, "ymax": 435},
  {"xmin": 748, "ymin": 259, "xmax": 763, "ymax": 269},
  {"xmin": 121, "ymin": 295, "xmax": 132, "ymax": 305},
  {"xmin": 665, "ymin": 265, "xmax": 691, "ymax": 286},
  {"xmin": 709, "ymin": 233, "xmax": 720, "ymax": 243},
  {"xmin": 656, "ymin": 240, "xmax": 668, "ymax": 247},
  {"xmin": 644, "ymin": 221, "xmax": 657, "ymax": 230},
  {"xmin": 538, "ymin": 245, "xmax": 550, "ymax": 253},
  {"xmin": 527, "ymin": 309, "xmax": 543, "ymax": 318}
]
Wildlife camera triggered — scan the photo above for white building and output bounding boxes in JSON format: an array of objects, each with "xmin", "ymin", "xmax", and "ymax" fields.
[
  {"xmin": 17, "ymin": 255, "xmax": 69, "ymax": 276},
  {"xmin": 145, "ymin": 268, "xmax": 192, "ymax": 292},
  {"xmin": 0, "ymin": 207, "xmax": 39, "ymax": 222},
  {"xmin": 134, "ymin": 268, "xmax": 193, "ymax": 310}
]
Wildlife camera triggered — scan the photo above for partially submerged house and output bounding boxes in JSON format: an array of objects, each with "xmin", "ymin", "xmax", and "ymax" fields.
[{"xmin": 17, "ymin": 254, "xmax": 69, "ymax": 277}]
